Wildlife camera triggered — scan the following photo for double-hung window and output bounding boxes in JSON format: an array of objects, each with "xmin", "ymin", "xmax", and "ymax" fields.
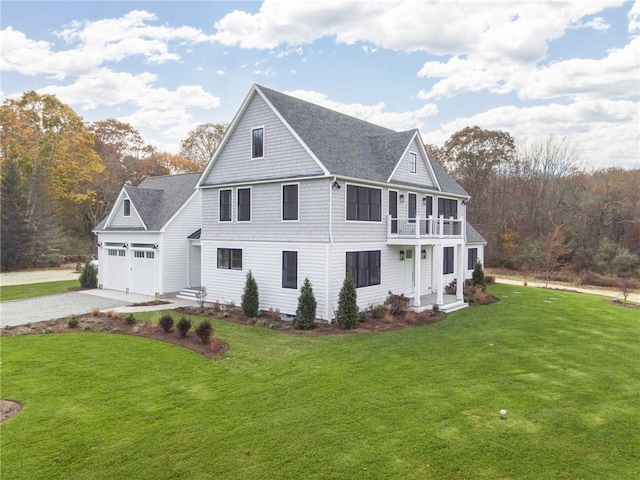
[
  {"xmin": 252, "ymin": 127, "xmax": 264, "ymax": 158},
  {"xmin": 409, "ymin": 152, "xmax": 417, "ymax": 174},
  {"xmin": 282, "ymin": 251, "xmax": 298, "ymax": 289},
  {"xmin": 123, "ymin": 199, "xmax": 131, "ymax": 217},
  {"xmin": 443, "ymin": 247, "xmax": 454, "ymax": 274},
  {"xmin": 217, "ymin": 248, "xmax": 242, "ymax": 270},
  {"xmin": 219, "ymin": 189, "xmax": 232, "ymax": 222},
  {"xmin": 237, "ymin": 188, "xmax": 251, "ymax": 222},
  {"xmin": 282, "ymin": 184, "xmax": 298, "ymax": 221},
  {"xmin": 346, "ymin": 185, "xmax": 382, "ymax": 221},
  {"xmin": 346, "ymin": 250, "xmax": 381, "ymax": 288}
]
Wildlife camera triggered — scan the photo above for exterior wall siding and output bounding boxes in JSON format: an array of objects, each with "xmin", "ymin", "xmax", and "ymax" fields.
[
  {"xmin": 109, "ymin": 196, "xmax": 145, "ymax": 229},
  {"xmin": 390, "ymin": 138, "xmax": 436, "ymax": 188},
  {"xmin": 201, "ymin": 94, "xmax": 324, "ymax": 186}
]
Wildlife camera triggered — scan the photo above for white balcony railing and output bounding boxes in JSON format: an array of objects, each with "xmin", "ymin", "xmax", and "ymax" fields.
[{"xmin": 387, "ymin": 215, "xmax": 465, "ymax": 239}]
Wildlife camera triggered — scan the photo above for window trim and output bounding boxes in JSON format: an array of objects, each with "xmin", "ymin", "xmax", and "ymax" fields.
[
  {"xmin": 282, "ymin": 250, "xmax": 298, "ymax": 289},
  {"xmin": 123, "ymin": 199, "xmax": 131, "ymax": 217},
  {"xmin": 443, "ymin": 246, "xmax": 454, "ymax": 275},
  {"xmin": 219, "ymin": 188, "xmax": 232, "ymax": 222},
  {"xmin": 468, "ymin": 248, "xmax": 478, "ymax": 270},
  {"xmin": 345, "ymin": 183, "xmax": 383, "ymax": 223},
  {"xmin": 281, "ymin": 183, "xmax": 299, "ymax": 222},
  {"xmin": 217, "ymin": 248, "xmax": 243, "ymax": 270},
  {"xmin": 438, "ymin": 197, "xmax": 458, "ymax": 218},
  {"xmin": 251, "ymin": 127, "xmax": 264, "ymax": 159},
  {"xmin": 409, "ymin": 152, "xmax": 417, "ymax": 174},
  {"xmin": 237, "ymin": 187, "xmax": 252, "ymax": 222},
  {"xmin": 346, "ymin": 250, "xmax": 381, "ymax": 288}
]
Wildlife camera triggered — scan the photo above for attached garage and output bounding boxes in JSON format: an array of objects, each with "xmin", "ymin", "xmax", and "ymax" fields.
[
  {"xmin": 103, "ymin": 246, "xmax": 127, "ymax": 292},
  {"xmin": 130, "ymin": 246, "xmax": 157, "ymax": 296}
]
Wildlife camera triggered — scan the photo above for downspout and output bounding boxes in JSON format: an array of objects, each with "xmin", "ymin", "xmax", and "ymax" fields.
[{"xmin": 326, "ymin": 177, "xmax": 337, "ymax": 323}]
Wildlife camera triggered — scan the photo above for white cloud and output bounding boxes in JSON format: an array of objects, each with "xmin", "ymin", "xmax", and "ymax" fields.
[
  {"xmin": 284, "ymin": 89, "xmax": 437, "ymax": 131},
  {"xmin": 629, "ymin": 0, "xmax": 640, "ymax": 32}
]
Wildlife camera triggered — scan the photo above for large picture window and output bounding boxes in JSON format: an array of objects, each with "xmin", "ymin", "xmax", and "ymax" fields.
[
  {"xmin": 282, "ymin": 251, "xmax": 298, "ymax": 289},
  {"xmin": 219, "ymin": 189, "xmax": 232, "ymax": 222},
  {"xmin": 346, "ymin": 185, "xmax": 381, "ymax": 222},
  {"xmin": 252, "ymin": 127, "xmax": 264, "ymax": 158},
  {"xmin": 217, "ymin": 248, "xmax": 242, "ymax": 270},
  {"xmin": 443, "ymin": 247, "xmax": 454, "ymax": 274},
  {"xmin": 438, "ymin": 198, "xmax": 458, "ymax": 218},
  {"xmin": 282, "ymin": 184, "xmax": 298, "ymax": 221},
  {"xmin": 468, "ymin": 248, "xmax": 478, "ymax": 270},
  {"xmin": 237, "ymin": 188, "xmax": 251, "ymax": 222},
  {"xmin": 346, "ymin": 250, "xmax": 381, "ymax": 288}
]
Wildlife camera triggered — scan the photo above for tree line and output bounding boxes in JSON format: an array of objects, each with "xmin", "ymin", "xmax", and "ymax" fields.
[
  {"xmin": 1, "ymin": 93, "xmax": 638, "ymax": 282},
  {"xmin": 0, "ymin": 91, "xmax": 226, "ymax": 270}
]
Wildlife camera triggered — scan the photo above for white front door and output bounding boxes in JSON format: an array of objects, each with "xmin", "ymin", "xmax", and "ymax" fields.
[
  {"xmin": 404, "ymin": 248, "xmax": 414, "ymax": 294},
  {"xmin": 131, "ymin": 250, "xmax": 155, "ymax": 296}
]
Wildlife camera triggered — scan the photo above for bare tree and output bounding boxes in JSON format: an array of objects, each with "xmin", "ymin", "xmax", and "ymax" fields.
[{"xmin": 179, "ymin": 122, "xmax": 228, "ymax": 168}]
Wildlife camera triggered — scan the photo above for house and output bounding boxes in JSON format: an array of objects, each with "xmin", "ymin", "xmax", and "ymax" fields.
[
  {"xmin": 93, "ymin": 172, "xmax": 202, "ymax": 297},
  {"xmin": 196, "ymin": 84, "xmax": 485, "ymax": 319}
]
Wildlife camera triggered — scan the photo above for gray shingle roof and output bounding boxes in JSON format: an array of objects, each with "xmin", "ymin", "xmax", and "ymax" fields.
[
  {"xmin": 466, "ymin": 222, "xmax": 487, "ymax": 244},
  {"xmin": 95, "ymin": 172, "xmax": 200, "ymax": 231},
  {"xmin": 257, "ymin": 85, "xmax": 468, "ymax": 196}
]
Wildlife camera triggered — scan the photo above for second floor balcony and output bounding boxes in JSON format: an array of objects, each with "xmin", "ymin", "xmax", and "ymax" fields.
[{"xmin": 387, "ymin": 215, "xmax": 465, "ymax": 241}]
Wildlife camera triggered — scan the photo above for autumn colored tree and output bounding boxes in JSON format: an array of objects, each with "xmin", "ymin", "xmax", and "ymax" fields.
[{"xmin": 179, "ymin": 122, "xmax": 227, "ymax": 168}]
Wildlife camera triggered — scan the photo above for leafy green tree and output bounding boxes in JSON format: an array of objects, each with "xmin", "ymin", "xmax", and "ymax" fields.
[
  {"xmin": 335, "ymin": 273, "xmax": 358, "ymax": 329},
  {"xmin": 0, "ymin": 157, "xmax": 32, "ymax": 270},
  {"xmin": 294, "ymin": 277, "xmax": 317, "ymax": 330},
  {"xmin": 241, "ymin": 270, "xmax": 259, "ymax": 317}
]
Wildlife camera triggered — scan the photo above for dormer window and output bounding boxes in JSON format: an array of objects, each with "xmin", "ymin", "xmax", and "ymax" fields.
[
  {"xmin": 252, "ymin": 127, "xmax": 264, "ymax": 158},
  {"xmin": 409, "ymin": 152, "xmax": 417, "ymax": 174},
  {"xmin": 124, "ymin": 199, "xmax": 131, "ymax": 217}
]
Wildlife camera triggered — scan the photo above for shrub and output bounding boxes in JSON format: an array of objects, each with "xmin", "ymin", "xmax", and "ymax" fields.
[
  {"xmin": 335, "ymin": 273, "xmax": 358, "ymax": 329},
  {"xmin": 383, "ymin": 292, "xmax": 410, "ymax": 315},
  {"xmin": 91, "ymin": 307, "xmax": 101, "ymax": 316},
  {"xmin": 124, "ymin": 313, "xmax": 136, "ymax": 325},
  {"xmin": 177, "ymin": 316, "xmax": 192, "ymax": 337},
  {"xmin": 79, "ymin": 259, "xmax": 98, "ymax": 289},
  {"xmin": 368, "ymin": 303, "xmax": 385, "ymax": 319},
  {"xmin": 615, "ymin": 277, "xmax": 637, "ymax": 303},
  {"xmin": 196, "ymin": 286, "xmax": 207, "ymax": 310},
  {"xmin": 472, "ymin": 260, "xmax": 487, "ymax": 291},
  {"xmin": 485, "ymin": 275, "xmax": 496, "ymax": 284},
  {"xmin": 444, "ymin": 279, "xmax": 457, "ymax": 295},
  {"xmin": 268, "ymin": 308, "xmax": 281, "ymax": 321},
  {"xmin": 158, "ymin": 314, "xmax": 174, "ymax": 333},
  {"xmin": 195, "ymin": 320, "xmax": 213, "ymax": 343},
  {"xmin": 294, "ymin": 277, "xmax": 317, "ymax": 330},
  {"xmin": 432, "ymin": 305, "xmax": 440, "ymax": 313},
  {"xmin": 241, "ymin": 270, "xmax": 259, "ymax": 317},
  {"xmin": 67, "ymin": 315, "xmax": 79, "ymax": 328}
]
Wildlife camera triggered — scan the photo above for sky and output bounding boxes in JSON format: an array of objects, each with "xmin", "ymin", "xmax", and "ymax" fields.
[{"xmin": 1, "ymin": 0, "xmax": 639, "ymax": 170}]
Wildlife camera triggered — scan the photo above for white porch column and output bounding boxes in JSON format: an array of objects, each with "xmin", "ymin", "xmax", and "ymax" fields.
[
  {"xmin": 413, "ymin": 244, "xmax": 421, "ymax": 307},
  {"xmin": 456, "ymin": 243, "xmax": 465, "ymax": 301},
  {"xmin": 435, "ymin": 244, "xmax": 444, "ymax": 305}
]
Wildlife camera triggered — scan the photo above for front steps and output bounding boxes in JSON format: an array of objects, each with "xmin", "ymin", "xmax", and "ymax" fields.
[{"xmin": 176, "ymin": 288, "xmax": 201, "ymax": 303}]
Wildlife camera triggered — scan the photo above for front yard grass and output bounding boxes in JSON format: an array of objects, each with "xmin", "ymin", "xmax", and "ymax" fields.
[
  {"xmin": 1, "ymin": 284, "xmax": 638, "ymax": 479},
  {"xmin": 0, "ymin": 279, "xmax": 79, "ymax": 302}
]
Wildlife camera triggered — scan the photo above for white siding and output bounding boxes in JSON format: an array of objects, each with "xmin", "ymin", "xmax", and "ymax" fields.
[
  {"xmin": 390, "ymin": 137, "xmax": 436, "ymax": 188},
  {"xmin": 201, "ymin": 93, "xmax": 324, "ymax": 186},
  {"xmin": 109, "ymin": 196, "xmax": 145, "ymax": 229},
  {"xmin": 330, "ymin": 182, "xmax": 388, "ymax": 243}
]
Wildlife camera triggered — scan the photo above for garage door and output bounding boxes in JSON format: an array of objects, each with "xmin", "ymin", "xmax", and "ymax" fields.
[
  {"xmin": 131, "ymin": 250, "xmax": 156, "ymax": 296},
  {"xmin": 103, "ymin": 248, "xmax": 127, "ymax": 292}
]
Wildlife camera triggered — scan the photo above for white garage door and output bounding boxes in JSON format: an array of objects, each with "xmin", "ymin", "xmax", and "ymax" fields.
[
  {"xmin": 131, "ymin": 250, "xmax": 156, "ymax": 296},
  {"xmin": 103, "ymin": 248, "xmax": 127, "ymax": 292}
]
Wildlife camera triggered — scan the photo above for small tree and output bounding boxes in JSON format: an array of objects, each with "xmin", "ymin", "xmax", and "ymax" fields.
[
  {"xmin": 294, "ymin": 277, "xmax": 317, "ymax": 330},
  {"xmin": 241, "ymin": 270, "xmax": 259, "ymax": 317},
  {"xmin": 615, "ymin": 277, "xmax": 636, "ymax": 303},
  {"xmin": 335, "ymin": 272, "xmax": 358, "ymax": 329},
  {"xmin": 79, "ymin": 259, "xmax": 98, "ymax": 289},
  {"xmin": 196, "ymin": 286, "xmax": 207, "ymax": 310},
  {"xmin": 472, "ymin": 260, "xmax": 487, "ymax": 291}
]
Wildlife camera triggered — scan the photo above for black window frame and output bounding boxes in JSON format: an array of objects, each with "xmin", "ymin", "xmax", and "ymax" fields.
[
  {"xmin": 219, "ymin": 189, "xmax": 232, "ymax": 222},
  {"xmin": 438, "ymin": 198, "xmax": 458, "ymax": 218},
  {"xmin": 252, "ymin": 127, "xmax": 264, "ymax": 158},
  {"xmin": 217, "ymin": 248, "xmax": 243, "ymax": 270},
  {"xmin": 123, "ymin": 199, "xmax": 131, "ymax": 217},
  {"xmin": 468, "ymin": 248, "xmax": 478, "ymax": 270},
  {"xmin": 346, "ymin": 185, "xmax": 382, "ymax": 222},
  {"xmin": 282, "ymin": 184, "xmax": 299, "ymax": 221},
  {"xmin": 346, "ymin": 250, "xmax": 381, "ymax": 288},
  {"xmin": 409, "ymin": 152, "xmax": 417, "ymax": 174},
  {"xmin": 237, "ymin": 187, "xmax": 251, "ymax": 222},
  {"xmin": 425, "ymin": 195, "xmax": 433, "ymax": 217},
  {"xmin": 443, "ymin": 247, "xmax": 454, "ymax": 275},
  {"xmin": 282, "ymin": 251, "xmax": 298, "ymax": 289}
]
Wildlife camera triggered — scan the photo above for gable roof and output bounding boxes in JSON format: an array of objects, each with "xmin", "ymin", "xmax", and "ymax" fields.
[
  {"xmin": 95, "ymin": 172, "xmax": 201, "ymax": 231},
  {"xmin": 199, "ymin": 84, "xmax": 468, "ymax": 197},
  {"xmin": 466, "ymin": 222, "xmax": 487, "ymax": 244}
]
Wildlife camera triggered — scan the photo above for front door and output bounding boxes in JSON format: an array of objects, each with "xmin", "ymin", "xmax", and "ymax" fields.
[{"xmin": 404, "ymin": 248, "xmax": 414, "ymax": 294}]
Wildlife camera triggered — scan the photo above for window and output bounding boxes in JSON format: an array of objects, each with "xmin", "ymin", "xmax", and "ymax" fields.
[
  {"xmin": 424, "ymin": 195, "xmax": 433, "ymax": 217},
  {"xmin": 282, "ymin": 251, "xmax": 298, "ymax": 289},
  {"xmin": 346, "ymin": 250, "xmax": 381, "ymax": 288},
  {"xmin": 468, "ymin": 248, "xmax": 478, "ymax": 270},
  {"xmin": 108, "ymin": 249, "xmax": 118, "ymax": 256},
  {"xmin": 217, "ymin": 248, "xmax": 242, "ymax": 270},
  {"xmin": 252, "ymin": 127, "xmax": 264, "ymax": 158},
  {"xmin": 408, "ymin": 193, "xmax": 417, "ymax": 222},
  {"xmin": 123, "ymin": 199, "xmax": 131, "ymax": 217},
  {"xmin": 409, "ymin": 152, "xmax": 417, "ymax": 174},
  {"xmin": 146, "ymin": 251, "xmax": 154, "ymax": 259},
  {"xmin": 346, "ymin": 185, "xmax": 382, "ymax": 221},
  {"xmin": 237, "ymin": 188, "xmax": 251, "ymax": 222},
  {"xmin": 118, "ymin": 250, "xmax": 125, "ymax": 257},
  {"xmin": 438, "ymin": 198, "xmax": 458, "ymax": 218},
  {"xmin": 443, "ymin": 247, "xmax": 454, "ymax": 274},
  {"xmin": 219, "ymin": 189, "xmax": 232, "ymax": 222},
  {"xmin": 134, "ymin": 251, "xmax": 145, "ymax": 259},
  {"xmin": 282, "ymin": 184, "xmax": 298, "ymax": 221}
]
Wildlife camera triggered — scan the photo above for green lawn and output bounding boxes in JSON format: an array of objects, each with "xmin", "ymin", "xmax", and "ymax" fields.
[
  {"xmin": 1, "ymin": 284, "xmax": 638, "ymax": 479},
  {"xmin": 0, "ymin": 279, "xmax": 80, "ymax": 301}
]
